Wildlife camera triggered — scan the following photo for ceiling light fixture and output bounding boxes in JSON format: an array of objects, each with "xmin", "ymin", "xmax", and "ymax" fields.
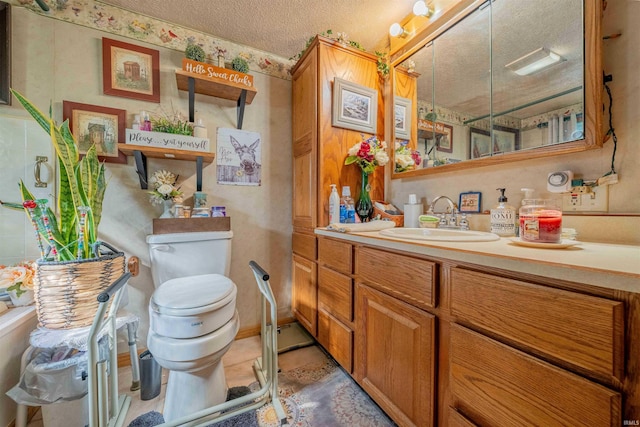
[
  {"xmin": 505, "ymin": 47, "xmax": 565, "ymax": 76},
  {"xmin": 413, "ymin": 1, "xmax": 434, "ymax": 17},
  {"xmin": 389, "ymin": 23, "xmax": 409, "ymax": 38}
]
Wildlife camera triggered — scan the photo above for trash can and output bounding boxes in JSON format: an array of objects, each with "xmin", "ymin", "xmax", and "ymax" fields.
[{"xmin": 139, "ymin": 350, "xmax": 162, "ymax": 400}]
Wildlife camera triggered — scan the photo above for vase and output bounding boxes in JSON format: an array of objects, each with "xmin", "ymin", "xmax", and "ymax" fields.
[
  {"xmin": 217, "ymin": 55, "xmax": 225, "ymax": 68},
  {"xmin": 160, "ymin": 200, "xmax": 173, "ymax": 218},
  {"xmin": 8, "ymin": 288, "xmax": 34, "ymax": 306},
  {"xmin": 356, "ymin": 171, "xmax": 373, "ymax": 222}
]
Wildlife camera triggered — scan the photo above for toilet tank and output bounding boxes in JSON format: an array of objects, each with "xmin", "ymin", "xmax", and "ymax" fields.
[{"xmin": 146, "ymin": 231, "xmax": 232, "ymax": 287}]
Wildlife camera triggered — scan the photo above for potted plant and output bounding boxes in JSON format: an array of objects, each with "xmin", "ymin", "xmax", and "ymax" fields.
[
  {"xmin": 185, "ymin": 43, "xmax": 206, "ymax": 62},
  {"xmin": 231, "ymin": 56, "xmax": 249, "ymax": 74},
  {"xmin": 6, "ymin": 89, "xmax": 124, "ymax": 329}
]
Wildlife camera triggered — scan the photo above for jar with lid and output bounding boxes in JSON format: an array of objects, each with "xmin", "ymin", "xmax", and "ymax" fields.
[{"xmin": 519, "ymin": 199, "xmax": 562, "ymax": 243}]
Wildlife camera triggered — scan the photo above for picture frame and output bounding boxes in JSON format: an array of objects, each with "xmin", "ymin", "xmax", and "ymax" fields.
[
  {"xmin": 102, "ymin": 37, "xmax": 160, "ymax": 103},
  {"xmin": 63, "ymin": 101, "xmax": 127, "ymax": 164},
  {"xmin": 435, "ymin": 123, "xmax": 454, "ymax": 153},
  {"xmin": 470, "ymin": 126, "xmax": 520, "ymax": 159},
  {"xmin": 459, "ymin": 191, "xmax": 482, "ymax": 213},
  {"xmin": 332, "ymin": 77, "xmax": 378, "ymax": 134},
  {"xmin": 394, "ymin": 96, "xmax": 411, "ymax": 140},
  {"xmin": 0, "ymin": 2, "xmax": 10, "ymax": 105}
]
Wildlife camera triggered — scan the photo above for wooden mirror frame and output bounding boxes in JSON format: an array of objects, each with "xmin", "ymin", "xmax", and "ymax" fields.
[
  {"xmin": 0, "ymin": 2, "xmax": 10, "ymax": 105},
  {"xmin": 388, "ymin": 0, "xmax": 602, "ymax": 179}
]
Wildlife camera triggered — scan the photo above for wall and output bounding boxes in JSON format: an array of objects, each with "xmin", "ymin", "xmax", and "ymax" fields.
[
  {"xmin": 0, "ymin": 8, "xmax": 293, "ymax": 346},
  {"xmin": 388, "ymin": 1, "xmax": 640, "ymax": 243}
]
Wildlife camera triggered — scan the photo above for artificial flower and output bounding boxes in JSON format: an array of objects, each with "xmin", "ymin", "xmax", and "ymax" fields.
[
  {"xmin": 394, "ymin": 141, "xmax": 422, "ymax": 172},
  {"xmin": 148, "ymin": 170, "xmax": 183, "ymax": 206},
  {"xmin": 0, "ymin": 261, "xmax": 36, "ymax": 297},
  {"xmin": 344, "ymin": 135, "xmax": 389, "ymax": 175}
]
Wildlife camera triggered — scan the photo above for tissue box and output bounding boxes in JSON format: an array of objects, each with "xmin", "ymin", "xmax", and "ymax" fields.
[{"xmin": 373, "ymin": 200, "xmax": 404, "ymax": 227}]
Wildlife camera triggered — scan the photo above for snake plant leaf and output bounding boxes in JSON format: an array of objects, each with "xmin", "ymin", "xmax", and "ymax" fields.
[
  {"xmin": 10, "ymin": 89, "xmax": 52, "ymax": 134},
  {"xmin": 0, "ymin": 201, "xmax": 24, "ymax": 210}
]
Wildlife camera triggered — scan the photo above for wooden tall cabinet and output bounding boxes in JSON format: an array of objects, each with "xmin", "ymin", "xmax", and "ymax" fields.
[{"xmin": 291, "ymin": 35, "xmax": 385, "ymax": 338}]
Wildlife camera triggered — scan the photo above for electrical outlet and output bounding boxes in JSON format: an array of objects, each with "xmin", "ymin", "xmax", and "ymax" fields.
[{"xmin": 562, "ymin": 185, "xmax": 608, "ymax": 212}]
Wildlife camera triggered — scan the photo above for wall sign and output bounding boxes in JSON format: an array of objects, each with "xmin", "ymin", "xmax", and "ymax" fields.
[
  {"xmin": 125, "ymin": 129, "xmax": 210, "ymax": 153},
  {"xmin": 182, "ymin": 58, "xmax": 254, "ymax": 89}
]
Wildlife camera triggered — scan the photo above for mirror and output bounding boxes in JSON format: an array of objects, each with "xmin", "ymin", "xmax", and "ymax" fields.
[{"xmin": 391, "ymin": 0, "xmax": 601, "ymax": 177}]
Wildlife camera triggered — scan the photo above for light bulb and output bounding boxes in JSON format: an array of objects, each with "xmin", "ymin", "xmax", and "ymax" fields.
[
  {"xmin": 413, "ymin": 0, "xmax": 433, "ymax": 17},
  {"xmin": 389, "ymin": 23, "xmax": 407, "ymax": 38}
]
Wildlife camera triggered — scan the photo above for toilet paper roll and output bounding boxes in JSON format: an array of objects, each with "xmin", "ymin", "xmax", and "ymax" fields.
[{"xmin": 404, "ymin": 204, "xmax": 423, "ymax": 228}]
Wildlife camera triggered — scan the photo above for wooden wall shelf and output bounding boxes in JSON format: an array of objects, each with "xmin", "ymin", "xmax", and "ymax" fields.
[
  {"xmin": 118, "ymin": 143, "xmax": 214, "ymax": 191},
  {"xmin": 175, "ymin": 69, "xmax": 257, "ymax": 129}
]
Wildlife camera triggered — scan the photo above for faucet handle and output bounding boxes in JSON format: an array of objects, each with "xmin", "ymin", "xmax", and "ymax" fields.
[
  {"xmin": 459, "ymin": 213, "xmax": 470, "ymax": 230},
  {"xmin": 438, "ymin": 213, "xmax": 447, "ymax": 226}
]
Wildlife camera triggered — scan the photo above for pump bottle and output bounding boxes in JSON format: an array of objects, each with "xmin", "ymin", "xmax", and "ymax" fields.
[
  {"xmin": 329, "ymin": 184, "xmax": 340, "ymax": 225},
  {"xmin": 339, "ymin": 186, "xmax": 355, "ymax": 223},
  {"xmin": 490, "ymin": 188, "xmax": 516, "ymax": 237}
]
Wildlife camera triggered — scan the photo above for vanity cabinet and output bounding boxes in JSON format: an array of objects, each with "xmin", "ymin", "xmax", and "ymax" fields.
[
  {"xmin": 355, "ymin": 246, "xmax": 438, "ymax": 427},
  {"xmin": 290, "ymin": 35, "xmax": 384, "ymax": 338}
]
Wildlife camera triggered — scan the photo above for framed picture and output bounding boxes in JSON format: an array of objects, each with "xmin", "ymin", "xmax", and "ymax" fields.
[
  {"xmin": 394, "ymin": 96, "xmax": 411, "ymax": 140},
  {"xmin": 470, "ymin": 126, "xmax": 520, "ymax": 159},
  {"xmin": 63, "ymin": 101, "xmax": 127, "ymax": 164},
  {"xmin": 436, "ymin": 123, "xmax": 454, "ymax": 153},
  {"xmin": 0, "ymin": 2, "xmax": 10, "ymax": 105},
  {"xmin": 102, "ymin": 37, "xmax": 160, "ymax": 103},
  {"xmin": 459, "ymin": 191, "xmax": 482, "ymax": 213},
  {"xmin": 332, "ymin": 77, "xmax": 377, "ymax": 134}
]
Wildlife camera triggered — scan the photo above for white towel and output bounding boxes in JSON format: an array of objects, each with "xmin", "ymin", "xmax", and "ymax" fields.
[{"xmin": 327, "ymin": 220, "xmax": 396, "ymax": 233}]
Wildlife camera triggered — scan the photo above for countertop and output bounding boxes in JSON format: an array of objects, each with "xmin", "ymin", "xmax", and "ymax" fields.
[{"xmin": 315, "ymin": 228, "xmax": 640, "ymax": 293}]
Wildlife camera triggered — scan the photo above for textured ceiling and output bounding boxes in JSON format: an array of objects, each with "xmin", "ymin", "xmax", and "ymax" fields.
[{"xmin": 97, "ymin": 0, "xmax": 417, "ymax": 59}]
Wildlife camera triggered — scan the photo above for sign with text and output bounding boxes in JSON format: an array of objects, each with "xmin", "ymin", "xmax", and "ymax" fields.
[
  {"xmin": 182, "ymin": 58, "xmax": 254, "ymax": 89},
  {"xmin": 418, "ymin": 119, "xmax": 448, "ymax": 134},
  {"xmin": 126, "ymin": 129, "xmax": 210, "ymax": 152}
]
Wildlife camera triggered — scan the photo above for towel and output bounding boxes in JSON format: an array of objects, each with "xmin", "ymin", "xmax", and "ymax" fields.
[{"xmin": 327, "ymin": 220, "xmax": 396, "ymax": 233}]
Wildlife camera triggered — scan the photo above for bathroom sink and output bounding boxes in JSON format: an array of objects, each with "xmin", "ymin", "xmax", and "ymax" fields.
[{"xmin": 379, "ymin": 228, "xmax": 501, "ymax": 242}]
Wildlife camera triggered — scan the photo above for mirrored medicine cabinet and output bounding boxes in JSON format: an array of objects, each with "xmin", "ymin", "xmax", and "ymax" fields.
[{"xmin": 390, "ymin": 0, "xmax": 603, "ymax": 178}]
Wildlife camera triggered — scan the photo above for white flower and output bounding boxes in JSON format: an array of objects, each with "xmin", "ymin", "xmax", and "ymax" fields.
[
  {"xmin": 156, "ymin": 183, "xmax": 173, "ymax": 196},
  {"xmin": 374, "ymin": 150, "xmax": 389, "ymax": 166},
  {"xmin": 395, "ymin": 153, "xmax": 414, "ymax": 168},
  {"xmin": 348, "ymin": 142, "xmax": 362, "ymax": 156}
]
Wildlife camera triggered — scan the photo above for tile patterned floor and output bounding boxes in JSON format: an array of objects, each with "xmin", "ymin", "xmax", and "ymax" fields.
[{"xmin": 26, "ymin": 336, "xmax": 328, "ymax": 426}]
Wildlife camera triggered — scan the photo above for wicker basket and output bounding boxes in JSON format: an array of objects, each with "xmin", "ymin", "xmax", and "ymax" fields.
[
  {"xmin": 33, "ymin": 242, "xmax": 125, "ymax": 329},
  {"xmin": 373, "ymin": 200, "xmax": 404, "ymax": 227}
]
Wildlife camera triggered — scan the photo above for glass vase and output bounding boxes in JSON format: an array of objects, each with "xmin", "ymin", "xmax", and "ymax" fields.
[
  {"xmin": 356, "ymin": 170, "xmax": 373, "ymax": 222},
  {"xmin": 159, "ymin": 200, "xmax": 173, "ymax": 218}
]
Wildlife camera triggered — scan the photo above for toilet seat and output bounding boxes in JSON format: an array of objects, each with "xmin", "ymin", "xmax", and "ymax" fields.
[
  {"xmin": 152, "ymin": 274, "xmax": 236, "ymax": 316},
  {"xmin": 149, "ymin": 310, "xmax": 240, "ymax": 363},
  {"xmin": 150, "ymin": 274, "xmax": 237, "ymax": 338}
]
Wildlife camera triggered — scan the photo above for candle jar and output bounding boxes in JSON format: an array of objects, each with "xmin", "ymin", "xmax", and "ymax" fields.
[{"xmin": 519, "ymin": 199, "xmax": 562, "ymax": 243}]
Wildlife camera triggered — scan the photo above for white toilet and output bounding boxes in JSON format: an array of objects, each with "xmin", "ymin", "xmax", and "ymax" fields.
[{"xmin": 146, "ymin": 231, "xmax": 239, "ymax": 422}]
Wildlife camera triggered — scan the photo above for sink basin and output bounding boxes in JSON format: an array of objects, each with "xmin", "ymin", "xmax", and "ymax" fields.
[{"xmin": 379, "ymin": 228, "xmax": 500, "ymax": 242}]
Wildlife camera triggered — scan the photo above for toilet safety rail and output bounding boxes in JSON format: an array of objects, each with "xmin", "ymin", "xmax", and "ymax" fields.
[{"xmin": 155, "ymin": 261, "xmax": 287, "ymax": 427}]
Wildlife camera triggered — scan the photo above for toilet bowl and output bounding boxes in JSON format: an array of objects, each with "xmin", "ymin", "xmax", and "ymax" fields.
[{"xmin": 146, "ymin": 232, "xmax": 238, "ymax": 422}]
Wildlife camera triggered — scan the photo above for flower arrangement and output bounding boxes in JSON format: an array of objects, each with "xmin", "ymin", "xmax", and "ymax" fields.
[
  {"xmin": 0, "ymin": 261, "xmax": 36, "ymax": 298},
  {"xmin": 344, "ymin": 135, "xmax": 389, "ymax": 174},
  {"xmin": 395, "ymin": 141, "xmax": 422, "ymax": 172},
  {"xmin": 290, "ymin": 30, "xmax": 365, "ymax": 61},
  {"xmin": 148, "ymin": 170, "xmax": 183, "ymax": 206}
]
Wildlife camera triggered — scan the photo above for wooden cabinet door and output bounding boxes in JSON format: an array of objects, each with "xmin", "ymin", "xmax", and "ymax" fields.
[
  {"xmin": 450, "ymin": 324, "xmax": 621, "ymax": 426},
  {"xmin": 292, "ymin": 47, "xmax": 317, "ymax": 229},
  {"xmin": 355, "ymin": 283, "xmax": 435, "ymax": 427},
  {"xmin": 292, "ymin": 254, "xmax": 317, "ymax": 337}
]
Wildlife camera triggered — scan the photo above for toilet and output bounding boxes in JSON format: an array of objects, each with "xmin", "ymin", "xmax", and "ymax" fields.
[{"xmin": 146, "ymin": 231, "xmax": 239, "ymax": 421}]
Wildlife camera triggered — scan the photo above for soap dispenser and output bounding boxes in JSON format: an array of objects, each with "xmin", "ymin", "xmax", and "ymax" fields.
[
  {"xmin": 329, "ymin": 184, "xmax": 340, "ymax": 225},
  {"xmin": 490, "ymin": 188, "xmax": 516, "ymax": 237}
]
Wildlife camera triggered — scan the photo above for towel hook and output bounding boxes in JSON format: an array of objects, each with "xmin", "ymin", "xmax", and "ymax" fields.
[{"xmin": 34, "ymin": 156, "xmax": 48, "ymax": 188}]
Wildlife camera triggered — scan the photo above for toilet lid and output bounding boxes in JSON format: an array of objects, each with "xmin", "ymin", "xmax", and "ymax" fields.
[{"xmin": 153, "ymin": 274, "xmax": 236, "ymax": 315}]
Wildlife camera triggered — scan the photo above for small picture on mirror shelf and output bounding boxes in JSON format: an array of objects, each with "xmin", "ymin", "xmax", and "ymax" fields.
[
  {"xmin": 332, "ymin": 77, "xmax": 377, "ymax": 134},
  {"xmin": 470, "ymin": 126, "xmax": 519, "ymax": 159},
  {"xmin": 394, "ymin": 96, "xmax": 412, "ymax": 140},
  {"xmin": 459, "ymin": 191, "xmax": 482, "ymax": 213}
]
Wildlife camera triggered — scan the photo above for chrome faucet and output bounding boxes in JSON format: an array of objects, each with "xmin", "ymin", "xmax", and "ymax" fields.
[{"xmin": 427, "ymin": 196, "xmax": 469, "ymax": 230}]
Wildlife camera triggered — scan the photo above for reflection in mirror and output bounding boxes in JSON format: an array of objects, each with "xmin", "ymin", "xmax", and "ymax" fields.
[{"xmin": 392, "ymin": 0, "xmax": 587, "ymax": 176}]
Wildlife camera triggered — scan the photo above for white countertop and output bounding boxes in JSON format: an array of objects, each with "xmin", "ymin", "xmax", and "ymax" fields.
[{"xmin": 315, "ymin": 228, "xmax": 640, "ymax": 293}]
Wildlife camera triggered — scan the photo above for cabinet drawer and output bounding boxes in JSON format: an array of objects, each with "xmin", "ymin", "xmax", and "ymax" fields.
[
  {"xmin": 450, "ymin": 268, "xmax": 624, "ymax": 381},
  {"xmin": 357, "ymin": 246, "xmax": 436, "ymax": 309},
  {"xmin": 318, "ymin": 238, "xmax": 352, "ymax": 274},
  {"xmin": 318, "ymin": 308, "xmax": 353, "ymax": 373},
  {"xmin": 318, "ymin": 266, "xmax": 353, "ymax": 324},
  {"xmin": 293, "ymin": 232, "xmax": 316, "ymax": 260},
  {"xmin": 450, "ymin": 324, "xmax": 621, "ymax": 427},
  {"xmin": 447, "ymin": 408, "xmax": 478, "ymax": 427}
]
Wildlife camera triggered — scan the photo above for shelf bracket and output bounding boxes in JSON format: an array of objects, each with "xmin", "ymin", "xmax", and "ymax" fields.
[
  {"xmin": 188, "ymin": 77, "xmax": 196, "ymax": 123},
  {"xmin": 237, "ymin": 89, "xmax": 247, "ymax": 129},
  {"xmin": 196, "ymin": 156, "xmax": 203, "ymax": 192},
  {"xmin": 133, "ymin": 150, "xmax": 148, "ymax": 189}
]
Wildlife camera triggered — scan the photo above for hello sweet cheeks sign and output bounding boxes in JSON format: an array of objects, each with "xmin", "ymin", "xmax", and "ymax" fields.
[{"xmin": 182, "ymin": 58, "xmax": 254, "ymax": 88}]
